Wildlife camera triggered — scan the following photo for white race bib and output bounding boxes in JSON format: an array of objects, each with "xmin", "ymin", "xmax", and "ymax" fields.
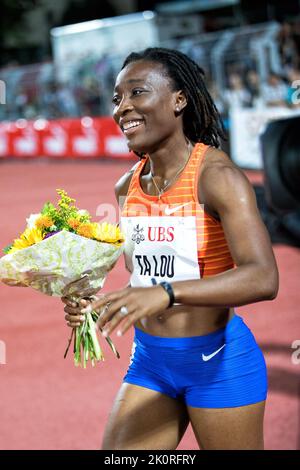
[{"xmin": 121, "ymin": 216, "xmax": 200, "ymax": 287}]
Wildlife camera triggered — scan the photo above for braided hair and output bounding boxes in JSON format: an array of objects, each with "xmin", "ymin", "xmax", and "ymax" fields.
[{"xmin": 121, "ymin": 47, "xmax": 226, "ymax": 149}]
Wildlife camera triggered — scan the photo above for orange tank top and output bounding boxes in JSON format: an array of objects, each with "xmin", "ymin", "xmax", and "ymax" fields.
[{"xmin": 121, "ymin": 142, "xmax": 234, "ymax": 286}]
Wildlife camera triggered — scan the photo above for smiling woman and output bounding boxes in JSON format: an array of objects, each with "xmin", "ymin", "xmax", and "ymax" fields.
[{"xmin": 62, "ymin": 47, "xmax": 279, "ymax": 450}]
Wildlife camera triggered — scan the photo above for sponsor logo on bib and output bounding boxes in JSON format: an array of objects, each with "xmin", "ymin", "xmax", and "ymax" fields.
[{"xmin": 131, "ymin": 224, "xmax": 145, "ymax": 244}]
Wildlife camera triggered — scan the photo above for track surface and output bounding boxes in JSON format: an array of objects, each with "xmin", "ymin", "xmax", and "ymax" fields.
[{"xmin": 0, "ymin": 160, "xmax": 299, "ymax": 450}]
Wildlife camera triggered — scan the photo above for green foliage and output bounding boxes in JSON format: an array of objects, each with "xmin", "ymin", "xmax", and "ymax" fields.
[
  {"xmin": 41, "ymin": 202, "xmax": 58, "ymax": 223},
  {"xmin": 41, "ymin": 190, "xmax": 91, "ymax": 233},
  {"xmin": 3, "ymin": 243, "xmax": 13, "ymax": 254}
]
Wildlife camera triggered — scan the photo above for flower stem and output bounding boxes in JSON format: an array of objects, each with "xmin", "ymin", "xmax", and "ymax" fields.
[
  {"xmin": 87, "ymin": 311, "xmax": 103, "ymax": 361},
  {"xmin": 64, "ymin": 328, "xmax": 74, "ymax": 359},
  {"xmin": 64, "ymin": 305, "xmax": 120, "ymax": 367}
]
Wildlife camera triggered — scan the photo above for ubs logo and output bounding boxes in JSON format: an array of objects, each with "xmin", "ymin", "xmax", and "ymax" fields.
[
  {"xmin": 132, "ymin": 224, "xmax": 145, "ymax": 244},
  {"xmin": 148, "ymin": 226, "xmax": 174, "ymax": 242}
]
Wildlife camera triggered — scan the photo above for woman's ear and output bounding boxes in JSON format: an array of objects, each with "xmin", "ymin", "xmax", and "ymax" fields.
[{"xmin": 174, "ymin": 90, "xmax": 188, "ymax": 116}]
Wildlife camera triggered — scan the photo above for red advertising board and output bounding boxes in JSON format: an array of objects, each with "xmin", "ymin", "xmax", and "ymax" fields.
[{"xmin": 0, "ymin": 116, "xmax": 133, "ymax": 159}]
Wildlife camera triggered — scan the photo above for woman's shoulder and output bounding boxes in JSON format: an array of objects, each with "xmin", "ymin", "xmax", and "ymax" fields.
[
  {"xmin": 202, "ymin": 146, "xmax": 235, "ymax": 169},
  {"xmin": 201, "ymin": 146, "xmax": 249, "ymax": 187},
  {"xmin": 199, "ymin": 146, "xmax": 254, "ymax": 215}
]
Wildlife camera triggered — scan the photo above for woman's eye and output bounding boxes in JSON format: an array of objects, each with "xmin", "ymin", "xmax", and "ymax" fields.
[
  {"xmin": 112, "ymin": 89, "xmax": 145, "ymax": 105},
  {"xmin": 132, "ymin": 89, "xmax": 144, "ymax": 96}
]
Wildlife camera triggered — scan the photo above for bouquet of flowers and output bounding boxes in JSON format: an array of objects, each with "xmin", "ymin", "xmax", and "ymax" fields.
[{"xmin": 0, "ymin": 189, "xmax": 124, "ymax": 367}]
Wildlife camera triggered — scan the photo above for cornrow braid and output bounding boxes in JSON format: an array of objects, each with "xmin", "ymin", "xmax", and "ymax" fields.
[{"xmin": 121, "ymin": 47, "xmax": 226, "ymax": 148}]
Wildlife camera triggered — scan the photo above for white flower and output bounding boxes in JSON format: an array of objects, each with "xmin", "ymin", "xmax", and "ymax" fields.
[
  {"xmin": 26, "ymin": 213, "xmax": 41, "ymax": 229},
  {"xmin": 77, "ymin": 210, "xmax": 89, "ymax": 217}
]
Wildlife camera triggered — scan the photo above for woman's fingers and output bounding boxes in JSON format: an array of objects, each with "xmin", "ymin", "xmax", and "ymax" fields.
[
  {"xmin": 117, "ymin": 314, "xmax": 138, "ymax": 336},
  {"xmin": 61, "ymin": 296, "xmax": 78, "ymax": 307},
  {"xmin": 97, "ymin": 299, "xmax": 132, "ymax": 331},
  {"xmin": 64, "ymin": 305, "xmax": 82, "ymax": 315},
  {"xmin": 100, "ymin": 313, "xmax": 131, "ymax": 337},
  {"xmin": 64, "ymin": 313, "xmax": 85, "ymax": 322},
  {"xmin": 66, "ymin": 322, "xmax": 81, "ymax": 328},
  {"xmin": 62, "ymin": 297, "xmax": 90, "ymax": 314},
  {"xmin": 65, "ymin": 313, "xmax": 85, "ymax": 327},
  {"xmin": 81, "ymin": 291, "xmax": 125, "ymax": 315},
  {"xmin": 62, "ymin": 297, "xmax": 98, "ymax": 328},
  {"xmin": 78, "ymin": 289, "xmax": 135, "ymax": 336}
]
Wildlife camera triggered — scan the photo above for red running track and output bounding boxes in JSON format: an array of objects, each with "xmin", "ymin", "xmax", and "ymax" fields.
[{"xmin": 0, "ymin": 160, "xmax": 299, "ymax": 450}]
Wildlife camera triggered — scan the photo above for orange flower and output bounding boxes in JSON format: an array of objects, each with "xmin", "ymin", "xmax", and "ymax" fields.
[
  {"xmin": 35, "ymin": 215, "xmax": 54, "ymax": 229},
  {"xmin": 67, "ymin": 218, "xmax": 81, "ymax": 230},
  {"xmin": 76, "ymin": 223, "xmax": 96, "ymax": 239}
]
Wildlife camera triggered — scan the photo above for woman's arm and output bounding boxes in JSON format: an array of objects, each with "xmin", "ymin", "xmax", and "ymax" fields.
[{"xmin": 172, "ymin": 151, "xmax": 279, "ymax": 307}]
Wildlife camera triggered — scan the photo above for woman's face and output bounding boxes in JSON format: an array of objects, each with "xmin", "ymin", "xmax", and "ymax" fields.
[{"xmin": 112, "ymin": 60, "xmax": 186, "ymax": 154}]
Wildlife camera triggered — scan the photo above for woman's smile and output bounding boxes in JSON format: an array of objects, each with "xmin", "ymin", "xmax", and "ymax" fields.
[{"xmin": 121, "ymin": 119, "xmax": 145, "ymax": 136}]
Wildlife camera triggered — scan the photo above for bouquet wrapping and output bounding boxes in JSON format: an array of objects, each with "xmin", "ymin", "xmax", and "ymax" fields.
[
  {"xmin": 0, "ymin": 189, "xmax": 124, "ymax": 367},
  {"xmin": 0, "ymin": 231, "xmax": 122, "ymax": 296}
]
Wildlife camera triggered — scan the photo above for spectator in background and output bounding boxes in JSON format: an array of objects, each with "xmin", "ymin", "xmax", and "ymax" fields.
[
  {"xmin": 16, "ymin": 87, "xmax": 38, "ymax": 120},
  {"xmin": 261, "ymin": 73, "xmax": 289, "ymax": 107},
  {"xmin": 180, "ymin": 40, "xmax": 205, "ymax": 68},
  {"xmin": 208, "ymin": 81, "xmax": 229, "ymax": 132},
  {"xmin": 245, "ymin": 70, "xmax": 263, "ymax": 108},
  {"xmin": 278, "ymin": 21, "xmax": 300, "ymax": 71},
  {"xmin": 224, "ymin": 73, "xmax": 252, "ymax": 111},
  {"xmin": 43, "ymin": 82, "xmax": 61, "ymax": 119},
  {"xmin": 292, "ymin": 20, "xmax": 300, "ymax": 66},
  {"xmin": 79, "ymin": 77, "xmax": 103, "ymax": 116},
  {"xmin": 56, "ymin": 83, "xmax": 79, "ymax": 117},
  {"xmin": 95, "ymin": 53, "xmax": 117, "ymax": 110},
  {"xmin": 278, "ymin": 22, "xmax": 299, "ymax": 72},
  {"xmin": 208, "ymin": 81, "xmax": 226, "ymax": 115},
  {"xmin": 15, "ymin": 86, "xmax": 29, "ymax": 117}
]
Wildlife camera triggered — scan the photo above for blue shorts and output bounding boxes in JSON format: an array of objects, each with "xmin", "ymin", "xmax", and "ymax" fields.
[{"xmin": 123, "ymin": 314, "xmax": 267, "ymax": 408}]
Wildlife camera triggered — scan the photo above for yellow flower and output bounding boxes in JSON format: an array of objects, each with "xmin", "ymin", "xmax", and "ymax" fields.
[
  {"xmin": 94, "ymin": 222, "xmax": 124, "ymax": 245},
  {"xmin": 67, "ymin": 218, "xmax": 81, "ymax": 230},
  {"xmin": 35, "ymin": 215, "xmax": 54, "ymax": 229},
  {"xmin": 76, "ymin": 223, "xmax": 97, "ymax": 240},
  {"xmin": 8, "ymin": 227, "xmax": 44, "ymax": 253},
  {"xmin": 56, "ymin": 189, "xmax": 76, "ymax": 206},
  {"xmin": 76, "ymin": 221, "xmax": 124, "ymax": 244}
]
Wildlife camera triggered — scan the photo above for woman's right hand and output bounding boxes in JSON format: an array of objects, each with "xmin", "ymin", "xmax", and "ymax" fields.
[{"xmin": 61, "ymin": 297, "xmax": 90, "ymax": 328}]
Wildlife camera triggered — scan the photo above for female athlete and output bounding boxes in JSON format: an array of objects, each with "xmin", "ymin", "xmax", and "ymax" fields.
[{"xmin": 63, "ymin": 48, "xmax": 279, "ymax": 450}]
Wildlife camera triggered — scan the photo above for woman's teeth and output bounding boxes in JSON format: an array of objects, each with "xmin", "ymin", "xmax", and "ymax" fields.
[{"xmin": 123, "ymin": 120, "xmax": 143, "ymax": 131}]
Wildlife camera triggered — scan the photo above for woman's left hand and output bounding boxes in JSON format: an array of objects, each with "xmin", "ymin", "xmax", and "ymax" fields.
[{"xmin": 81, "ymin": 285, "xmax": 170, "ymax": 337}]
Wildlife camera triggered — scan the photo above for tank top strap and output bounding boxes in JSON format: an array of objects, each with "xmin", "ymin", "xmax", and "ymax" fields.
[
  {"xmin": 186, "ymin": 142, "xmax": 209, "ymax": 173},
  {"xmin": 164, "ymin": 142, "xmax": 209, "ymax": 204},
  {"xmin": 188, "ymin": 142, "xmax": 210, "ymax": 203}
]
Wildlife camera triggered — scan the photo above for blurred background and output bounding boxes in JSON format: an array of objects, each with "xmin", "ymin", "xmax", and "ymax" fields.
[{"xmin": 0, "ymin": 0, "xmax": 299, "ymax": 450}]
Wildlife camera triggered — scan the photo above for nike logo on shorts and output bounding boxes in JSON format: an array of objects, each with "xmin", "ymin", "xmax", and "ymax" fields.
[
  {"xmin": 165, "ymin": 202, "xmax": 191, "ymax": 215},
  {"xmin": 202, "ymin": 344, "xmax": 226, "ymax": 361}
]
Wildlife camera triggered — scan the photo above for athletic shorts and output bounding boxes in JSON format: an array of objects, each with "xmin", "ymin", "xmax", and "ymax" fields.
[{"xmin": 123, "ymin": 314, "xmax": 267, "ymax": 408}]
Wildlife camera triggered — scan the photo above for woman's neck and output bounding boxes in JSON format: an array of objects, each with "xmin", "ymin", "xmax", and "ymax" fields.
[{"xmin": 148, "ymin": 135, "xmax": 193, "ymax": 179}]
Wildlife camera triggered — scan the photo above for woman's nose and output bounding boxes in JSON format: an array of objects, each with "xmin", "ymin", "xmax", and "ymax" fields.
[{"xmin": 114, "ymin": 96, "xmax": 134, "ymax": 118}]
